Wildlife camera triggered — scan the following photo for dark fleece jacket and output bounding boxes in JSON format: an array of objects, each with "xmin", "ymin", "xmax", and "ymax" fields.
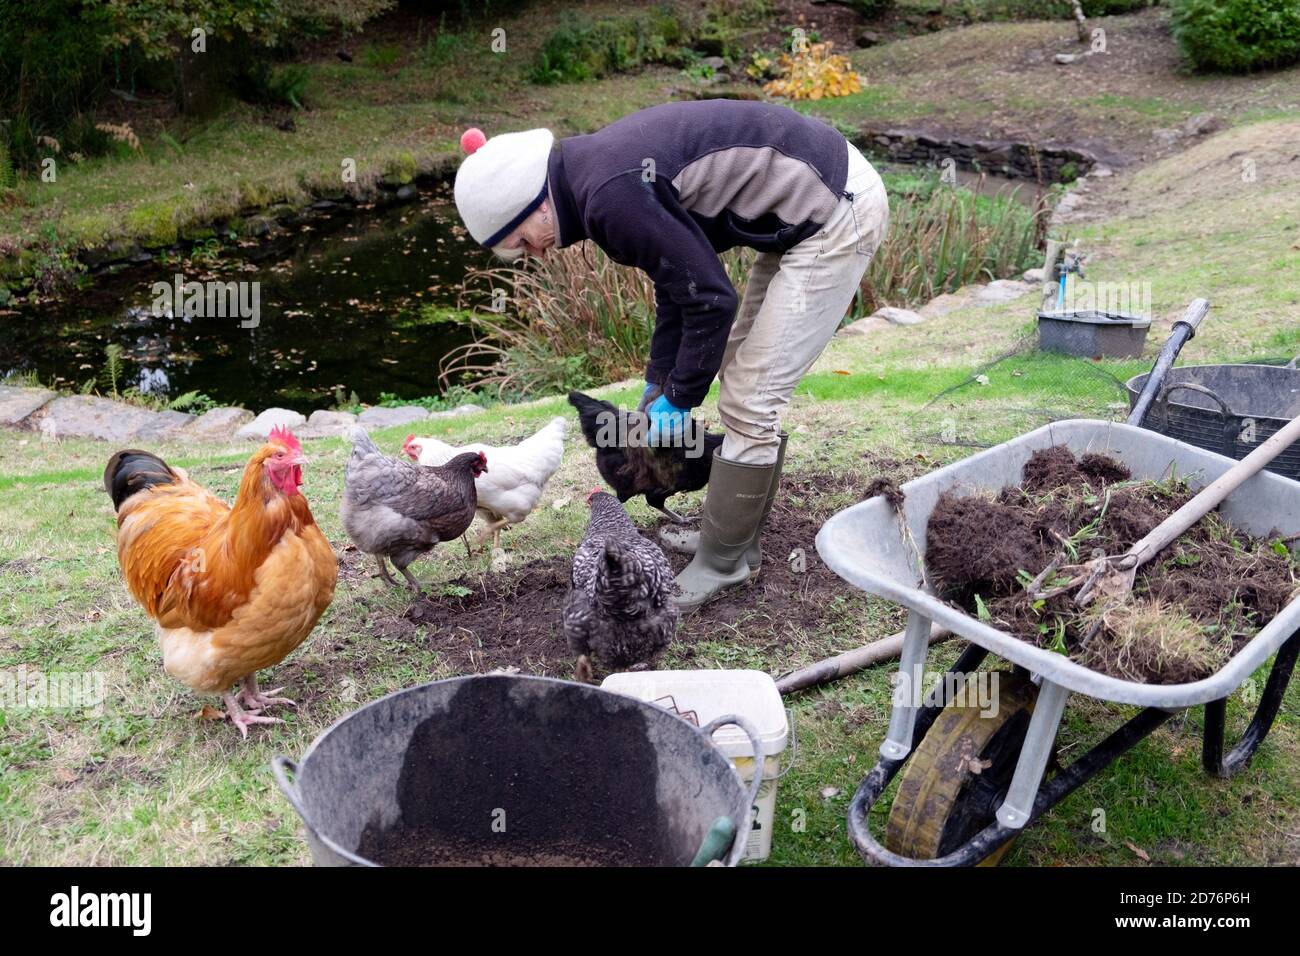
[{"xmin": 546, "ymin": 100, "xmax": 850, "ymax": 408}]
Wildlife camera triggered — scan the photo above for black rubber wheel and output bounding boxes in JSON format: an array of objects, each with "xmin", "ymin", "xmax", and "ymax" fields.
[{"xmin": 884, "ymin": 670, "xmax": 1040, "ymax": 866}]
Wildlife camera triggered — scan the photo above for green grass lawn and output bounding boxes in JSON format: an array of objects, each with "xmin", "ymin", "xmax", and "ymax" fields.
[{"xmin": 2, "ymin": 98, "xmax": 1299, "ymax": 867}]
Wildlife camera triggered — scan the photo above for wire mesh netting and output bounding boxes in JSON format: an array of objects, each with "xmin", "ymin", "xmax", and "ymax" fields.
[{"xmin": 905, "ymin": 331, "xmax": 1152, "ymax": 450}]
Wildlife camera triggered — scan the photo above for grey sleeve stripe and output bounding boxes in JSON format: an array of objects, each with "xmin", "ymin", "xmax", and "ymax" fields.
[{"xmin": 670, "ymin": 145, "xmax": 840, "ymax": 227}]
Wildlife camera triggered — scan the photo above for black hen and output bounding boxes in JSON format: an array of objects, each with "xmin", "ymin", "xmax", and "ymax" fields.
[
  {"xmin": 567, "ymin": 390, "xmax": 723, "ymax": 522},
  {"xmin": 562, "ymin": 491, "xmax": 678, "ymax": 681}
]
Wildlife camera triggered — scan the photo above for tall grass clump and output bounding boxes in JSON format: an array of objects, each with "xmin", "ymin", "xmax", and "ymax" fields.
[
  {"xmin": 441, "ymin": 245, "xmax": 659, "ymax": 397},
  {"xmin": 858, "ymin": 174, "xmax": 1047, "ymax": 313},
  {"xmin": 442, "ymin": 244, "xmax": 757, "ymax": 397}
]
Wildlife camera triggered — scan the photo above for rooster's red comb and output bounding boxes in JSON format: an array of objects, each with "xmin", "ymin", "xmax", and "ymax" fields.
[
  {"xmin": 268, "ymin": 425, "xmax": 302, "ymax": 454},
  {"xmin": 586, "ymin": 486, "xmax": 604, "ymax": 505}
]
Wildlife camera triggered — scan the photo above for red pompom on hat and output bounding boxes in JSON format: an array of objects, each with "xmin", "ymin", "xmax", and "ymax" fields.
[{"xmin": 460, "ymin": 127, "xmax": 487, "ymax": 155}]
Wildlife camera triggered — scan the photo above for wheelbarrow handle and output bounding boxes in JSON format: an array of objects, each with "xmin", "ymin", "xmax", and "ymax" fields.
[
  {"xmin": 699, "ymin": 713, "xmax": 766, "ymax": 866},
  {"xmin": 1128, "ymin": 298, "xmax": 1210, "ymax": 428},
  {"xmin": 1174, "ymin": 297, "xmax": 1210, "ymax": 336}
]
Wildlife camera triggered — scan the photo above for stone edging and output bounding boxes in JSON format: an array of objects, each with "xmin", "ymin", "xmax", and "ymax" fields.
[
  {"xmin": 837, "ymin": 274, "xmax": 1043, "ymax": 337},
  {"xmin": 0, "ymin": 388, "xmax": 485, "ymax": 444}
]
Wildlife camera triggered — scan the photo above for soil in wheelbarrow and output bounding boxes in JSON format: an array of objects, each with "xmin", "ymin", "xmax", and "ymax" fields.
[{"xmin": 925, "ymin": 445, "xmax": 1299, "ymax": 684}]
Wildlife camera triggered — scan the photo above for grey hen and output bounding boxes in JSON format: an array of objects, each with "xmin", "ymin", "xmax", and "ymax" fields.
[
  {"xmin": 563, "ymin": 490, "xmax": 678, "ymax": 681},
  {"xmin": 341, "ymin": 426, "xmax": 486, "ymax": 592}
]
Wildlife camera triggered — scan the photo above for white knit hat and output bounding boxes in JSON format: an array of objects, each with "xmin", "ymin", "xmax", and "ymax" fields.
[{"xmin": 453, "ymin": 126, "xmax": 555, "ymax": 248}]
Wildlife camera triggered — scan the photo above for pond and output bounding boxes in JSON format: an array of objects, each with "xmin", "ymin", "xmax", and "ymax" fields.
[
  {"xmin": 0, "ymin": 182, "xmax": 492, "ymax": 413},
  {"xmin": 0, "ymin": 160, "xmax": 1042, "ymax": 415}
]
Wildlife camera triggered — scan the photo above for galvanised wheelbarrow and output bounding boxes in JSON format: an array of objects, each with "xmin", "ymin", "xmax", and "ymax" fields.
[{"xmin": 815, "ymin": 300, "xmax": 1300, "ymax": 865}]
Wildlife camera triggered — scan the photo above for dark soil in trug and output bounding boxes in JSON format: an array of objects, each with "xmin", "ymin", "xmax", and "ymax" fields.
[
  {"xmin": 926, "ymin": 445, "xmax": 1297, "ymax": 684},
  {"xmin": 356, "ymin": 828, "xmax": 653, "ymax": 868}
]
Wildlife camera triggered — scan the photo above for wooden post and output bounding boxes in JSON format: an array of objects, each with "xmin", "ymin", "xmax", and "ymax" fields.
[
  {"xmin": 775, "ymin": 622, "xmax": 951, "ymax": 695},
  {"xmin": 1070, "ymin": 1, "xmax": 1089, "ymax": 44}
]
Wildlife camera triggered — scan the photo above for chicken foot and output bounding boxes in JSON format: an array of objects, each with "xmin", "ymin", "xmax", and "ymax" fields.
[
  {"xmin": 237, "ymin": 674, "xmax": 296, "ymax": 713},
  {"xmin": 222, "ymin": 692, "xmax": 284, "ymax": 739},
  {"xmin": 650, "ymin": 502, "xmax": 689, "ymax": 524}
]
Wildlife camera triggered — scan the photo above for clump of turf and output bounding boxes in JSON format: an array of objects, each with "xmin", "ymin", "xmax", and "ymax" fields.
[
  {"xmin": 1075, "ymin": 600, "xmax": 1232, "ymax": 685},
  {"xmin": 924, "ymin": 445, "xmax": 1297, "ymax": 684}
]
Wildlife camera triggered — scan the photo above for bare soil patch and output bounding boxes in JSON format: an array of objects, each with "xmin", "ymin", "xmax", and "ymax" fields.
[{"xmin": 367, "ymin": 456, "xmax": 924, "ymax": 681}]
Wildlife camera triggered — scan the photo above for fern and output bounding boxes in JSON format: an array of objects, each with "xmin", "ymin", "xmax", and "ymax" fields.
[
  {"xmin": 159, "ymin": 131, "xmax": 184, "ymax": 156},
  {"xmin": 101, "ymin": 344, "xmax": 125, "ymax": 397},
  {"xmin": 167, "ymin": 390, "xmax": 216, "ymax": 413},
  {"xmin": 268, "ymin": 66, "xmax": 310, "ymax": 110}
]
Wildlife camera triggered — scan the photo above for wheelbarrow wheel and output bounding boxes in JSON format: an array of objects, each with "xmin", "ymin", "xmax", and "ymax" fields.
[{"xmin": 884, "ymin": 670, "xmax": 1040, "ymax": 866}]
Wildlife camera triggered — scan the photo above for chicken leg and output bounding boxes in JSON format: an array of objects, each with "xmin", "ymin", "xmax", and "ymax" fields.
[
  {"xmin": 373, "ymin": 555, "xmax": 400, "ymax": 587},
  {"xmin": 476, "ymin": 516, "xmax": 510, "ymax": 551},
  {"xmin": 574, "ymin": 655, "xmax": 595, "ymax": 685},
  {"xmin": 395, "ymin": 563, "xmax": 424, "ymax": 594},
  {"xmin": 645, "ymin": 495, "xmax": 689, "ymax": 523}
]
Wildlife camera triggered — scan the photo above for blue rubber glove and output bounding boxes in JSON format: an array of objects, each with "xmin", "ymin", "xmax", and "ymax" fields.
[
  {"xmin": 639, "ymin": 380, "xmax": 662, "ymax": 412},
  {"xmin": 646, "ymin": 393, "xmax": 690, "ymax": 447}
]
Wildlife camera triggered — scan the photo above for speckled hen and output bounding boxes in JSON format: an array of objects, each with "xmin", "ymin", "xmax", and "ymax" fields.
[{"xmin": 562, "ymin": 490, "xmax": 678, "ymax": 681}]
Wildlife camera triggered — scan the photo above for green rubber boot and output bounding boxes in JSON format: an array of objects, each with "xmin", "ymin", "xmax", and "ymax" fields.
[
  {"xmin": 672, "ymin": 452, "xmax": 778, "ymax": 612},
  {"xmin": 660, "ymin": 434, "xmax": 786, "ymax": 572}
]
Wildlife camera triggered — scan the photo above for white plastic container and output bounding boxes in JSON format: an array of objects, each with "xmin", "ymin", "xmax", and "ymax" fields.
[{"xmin": 600, "ymin": 669, "xmax": 789, "ymax": 862}]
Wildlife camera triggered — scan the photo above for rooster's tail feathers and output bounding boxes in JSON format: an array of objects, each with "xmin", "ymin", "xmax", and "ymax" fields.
[{"xmin": 104, "ymin": 450, "xmax": 178, "ymax": 511}]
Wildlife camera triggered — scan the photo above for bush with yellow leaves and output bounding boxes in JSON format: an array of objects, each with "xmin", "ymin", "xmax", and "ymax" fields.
[{"xmin": 763, "ymin": 41, "xmax": 861, "ymax": 100}]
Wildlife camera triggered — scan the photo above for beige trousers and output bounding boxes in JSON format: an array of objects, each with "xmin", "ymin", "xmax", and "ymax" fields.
[{"xmin": 717, "ymin": 143, "xmax": 889, "ymax": 464}]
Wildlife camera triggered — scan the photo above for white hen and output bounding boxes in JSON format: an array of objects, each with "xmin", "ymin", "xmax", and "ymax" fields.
[{"xmin": 403, "ymin": 416, "xmax": 567, "ymax": 551}]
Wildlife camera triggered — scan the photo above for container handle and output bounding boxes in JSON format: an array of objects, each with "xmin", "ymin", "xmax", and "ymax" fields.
[
  {"xmin": 774, "ymin": 708, "xmax": 798, "ymax": 780},
  {"xmin": 271, "ymin": 755, "xmax": 315, "ymax": 837},
  {"xmin": 1151, "ymin": 381, "xmax": 1234, "ymax": 437},
  {"xmin": 699, "ymin": 714, "xmax": 765, "ymax": 867}
]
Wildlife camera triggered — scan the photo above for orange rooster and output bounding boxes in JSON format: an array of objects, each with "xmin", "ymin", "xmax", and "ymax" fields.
[{"xmin": 104, "ymin": 427, "xmax": 337, "ymax": 737}]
